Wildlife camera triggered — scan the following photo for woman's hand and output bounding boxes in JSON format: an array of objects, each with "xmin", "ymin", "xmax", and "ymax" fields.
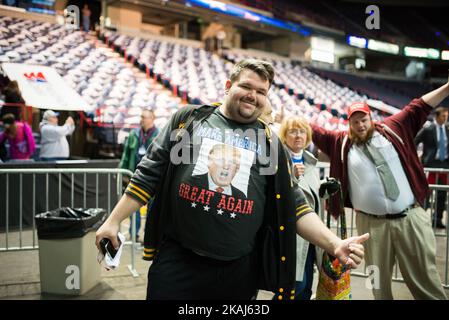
[{"xmin": 293, "ymin": 163, "xmax": 305, "ymax": 178}]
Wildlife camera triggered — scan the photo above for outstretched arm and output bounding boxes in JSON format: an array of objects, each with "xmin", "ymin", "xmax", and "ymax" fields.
[
  {"xmin": 385, "ymin": 74, "xmax": 449, "ymax": 137},
  {"xmin": 310, "ymin": 123, "xmax": 339, "ymax": 158},
  {"xmin": 421, "ymin": 74, "xmax": 449, "ymax": 108},
  {"xmin": 95, "ymin": 194, "xmax": 141, "ymax": 250}
]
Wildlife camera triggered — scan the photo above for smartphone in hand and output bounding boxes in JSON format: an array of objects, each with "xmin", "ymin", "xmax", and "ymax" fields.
[{"xmin": 99, "ymin": 238, "xmax": 120, "ymax": 259}]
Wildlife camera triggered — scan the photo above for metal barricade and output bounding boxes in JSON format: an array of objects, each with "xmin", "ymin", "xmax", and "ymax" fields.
[
  {"xmin": 315, "ymin": 163, "xmax": 449, "ymax": 289},
  {"xmin": 0, "ymin": 168, "xmax": 140, "ymax": 277},
  {"xmin": 2, "ymin": 164, "xmax": 448, "ymax": 286}
]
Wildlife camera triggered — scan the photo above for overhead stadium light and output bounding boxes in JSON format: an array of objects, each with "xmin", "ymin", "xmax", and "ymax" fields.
[
  {"xmin": 186, "ymin": 0, "xmax": 311, "ymax": 36},
  {"xmin": 347, "ymin": 35, "xmax": 367, "ymax": 49},
  {"xmin": 367, "ymin": 40, "xmax": 399, "ymax": 55},
  {"xmin": 404, "ymin": 46, "xmax": 440, "ymax": 59},
  {"xmin": 442, "ymin": 51, "xmax": 449, "ymax": 61}
]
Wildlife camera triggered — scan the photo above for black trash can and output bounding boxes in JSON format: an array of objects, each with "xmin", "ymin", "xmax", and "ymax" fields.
[{"xmin": 35, "ymin": 208, "xmax": 107, "ymax": 295}]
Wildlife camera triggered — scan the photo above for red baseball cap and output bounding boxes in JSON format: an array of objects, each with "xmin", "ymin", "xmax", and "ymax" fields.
[{"xmin": 347, "ymin": 102, "xmax": 370, "ymax": 119}]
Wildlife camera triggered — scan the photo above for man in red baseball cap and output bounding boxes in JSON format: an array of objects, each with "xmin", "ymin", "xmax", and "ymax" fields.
[
  {"xmin": 311, "ymin": 77, "xmax": 449, "ymax": 300},
  {"xmin": 348, "ymin": 102, "xmax": 371, "ymax": 118},
  {"xmin": 347, "ymin": 102, "xmax": 374, "ymax": 144},
  {"xmin": 347, "ymin": 101, "xmax": 371, "ymax": 118}
]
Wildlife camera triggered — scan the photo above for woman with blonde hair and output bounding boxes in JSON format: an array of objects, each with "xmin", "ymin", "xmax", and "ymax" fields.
[{"xmin": 278, "ymin": 116, "xmax": 320, "ymax": 300}]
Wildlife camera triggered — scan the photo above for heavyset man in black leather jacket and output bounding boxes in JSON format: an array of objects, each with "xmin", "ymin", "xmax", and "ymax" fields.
[{"xmin": 96, "ymin": 59, "xmax": 368, "ymax": 300}]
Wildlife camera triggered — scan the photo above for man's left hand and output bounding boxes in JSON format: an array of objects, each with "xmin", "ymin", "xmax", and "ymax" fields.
[{"xmin": 334, "ymin": 233, "xmax": 370, "ymax": 269}]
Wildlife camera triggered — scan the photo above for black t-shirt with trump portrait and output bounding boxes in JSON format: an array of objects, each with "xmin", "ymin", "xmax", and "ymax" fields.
[{"xmin": 168, "ymin": 108, "xmax": 270, "ymax": 260}]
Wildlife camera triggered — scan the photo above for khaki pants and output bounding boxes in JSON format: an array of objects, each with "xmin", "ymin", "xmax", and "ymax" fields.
[{"xmin": 356, "ymin": 207, "xmax": 447, "ymax": 300}]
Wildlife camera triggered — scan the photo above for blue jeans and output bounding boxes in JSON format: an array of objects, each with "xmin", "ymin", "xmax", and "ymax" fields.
[
  {"xmin": 129, "ymin": 210, "xmax": 141, "ymax": 240},
  {"xmin": 295, "ymin": 244, "xmax": 315, "ymax": 300},
  {"xmin": 83, "ymin": 16, "xmax": 90, "ymax": 31}
]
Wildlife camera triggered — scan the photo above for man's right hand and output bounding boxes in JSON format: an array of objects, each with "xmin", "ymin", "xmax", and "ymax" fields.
[
  {"xmin": 65, "ymin": 116, "xmax": 74, "ymax": 126},
  {"xmin": 95, "ymin": 220, "xmax": 121, "ymax": 251}
]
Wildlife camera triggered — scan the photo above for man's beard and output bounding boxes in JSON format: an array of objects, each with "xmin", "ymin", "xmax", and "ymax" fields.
[
  {"xmin": 223, "ymin": 99, "xmax": 261, "ymax": 123},
  {"xmin": 238, "ymin": 99, "xmax": 259, "ymax": 118},
  {"xmin": 349, "ymin": 125, "xmax": 375, "ymax": 145}
]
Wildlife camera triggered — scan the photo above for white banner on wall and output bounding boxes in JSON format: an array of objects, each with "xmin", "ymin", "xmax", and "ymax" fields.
[{"xmin": 1, "ymin": 63, "xmax": 91, "ymax": 111}]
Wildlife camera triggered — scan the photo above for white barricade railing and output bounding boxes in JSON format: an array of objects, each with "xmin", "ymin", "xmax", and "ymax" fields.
[
  {"xmin": 0, "ymin": 168, "xmax": 139, "ymax": 277},
  {"xmin": 1, "ymin": 165, "xmax": 448, "ymax": 285}
]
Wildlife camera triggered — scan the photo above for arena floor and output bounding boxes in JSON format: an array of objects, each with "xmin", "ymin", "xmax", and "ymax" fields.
[{"xmin": 1, "ymin": 210, "xmax": 448, "ymax": 300}]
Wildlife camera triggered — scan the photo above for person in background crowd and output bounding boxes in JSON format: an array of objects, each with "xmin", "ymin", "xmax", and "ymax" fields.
[
  {"xmin": 82, "ymin": 4, "xmax": 91, "ymax": 32},
  {"xmin": 1, "ymin": 80, "xmax": 25, "ymax": 120},
  {"xmin": 311, "ymin": 76, "xmax": 449, "ymax": 300},
  {"xmin": 119, "ymin": 109, "xmax": 159, "ymax": 243},
  {"xmin": 39, "ymin": 110, "xmax": 75, "ymax": 161},
  {"xmin": 279, "ymin": 116, "xmax": 321, "ymax": 300},
  {"xmin": 259, "ymin": 99, "xmax": 274, "ymax": 126},
  {"xmin": 0, "ymin": 113, "xmax": 35, "ymax": 161},
  {"xmin": 415, "ymin": 106, "xmax": 449, "ymax": 229}
]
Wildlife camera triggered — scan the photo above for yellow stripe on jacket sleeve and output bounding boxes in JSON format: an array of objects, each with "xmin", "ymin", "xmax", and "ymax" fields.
[
  {"xmin": 128, "ymin": 183, "xmax": 151, "ymax": 199},
  {"xmin": 125, "ymin": 187, "xmax": 149, "ymax": 205},
  {"xmin": 125, "ymin": 188, "xmax": 147, "ymax": 204},
  {"xmin": 142, "ymin": 246, "xmax": 156, "ymax": 260},
  {"xmin": 296, "ymin": 206, "xmax": 313, "ymax": 220},
  {"xmin": 142, "ymin": 252, "xmax": 155, "ymax": 260},
  {"xmin": 296, "ymin": 204, "xmax": 309, "ymax": 212},
  {"xmin": 125, "ymin": 183, "xmax": 152, "ymax": 204}
]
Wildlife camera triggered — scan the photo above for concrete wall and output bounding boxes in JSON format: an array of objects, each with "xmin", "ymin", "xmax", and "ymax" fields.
[
  {"xmin": 201, "ymin": 23, "xmax": 240, "ymax": 49},
  {"xmin": 247, "ymin": 36, "xmax": 291, "ymax": 56},
  {"xmin": 141, "ymin": 23, "xmax": 163, "ymax": 35},
  {"xmin": 108, "ymin": 6, "xmax": 142, "ymax": 30},
  {"xmin": 289, "ymin": 36, "xmax": 310, "ymax": 61}
]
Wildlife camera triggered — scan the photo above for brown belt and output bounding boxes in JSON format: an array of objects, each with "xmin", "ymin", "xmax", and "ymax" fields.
[{"xmin": 357, "ymin": 203, "xmax": 420, "ymax": 220}]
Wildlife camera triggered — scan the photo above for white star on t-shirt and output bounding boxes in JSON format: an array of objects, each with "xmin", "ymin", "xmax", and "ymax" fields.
[
  {"xmin": 204, "ymin": 205, "xmax": 210, "ymax": 212},
  {"xmin": 230, "ymin": 213, "xmax": 236, "ymax": 219},
  {"xmin": 217, "ymin": 209, "xmax": 223, "ymax": 215},
  {"xmin": 191, "ymin": 202, "xmax": 197, "ymax": 208}
]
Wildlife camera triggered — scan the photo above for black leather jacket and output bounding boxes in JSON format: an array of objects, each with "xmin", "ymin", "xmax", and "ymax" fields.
[{"xmin": 125, "ymin": 104, "xmax": 313, "ymax": 299}]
